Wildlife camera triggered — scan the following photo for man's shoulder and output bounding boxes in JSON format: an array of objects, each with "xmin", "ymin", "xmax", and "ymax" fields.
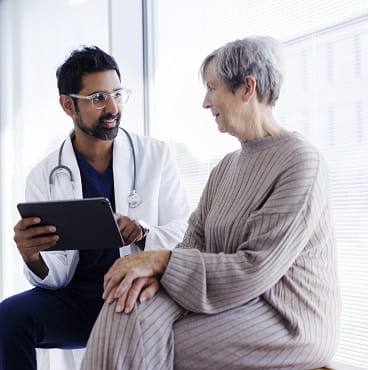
[
  {"xmin": 126, "ymin": 131, "xmax": 166, "ymax": 145},
  {"xmin": 119, "ymin": 130, "xmax": 170, "ymax": 153},
  {"xmin": 27, "ymin": 147, "xmax": 59, "ymax": 178}
]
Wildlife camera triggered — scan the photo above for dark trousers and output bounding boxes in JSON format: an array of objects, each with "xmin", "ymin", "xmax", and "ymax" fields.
[{"xmin": 0, "ymin": 286, "xmax": 103, "ymax": 370}]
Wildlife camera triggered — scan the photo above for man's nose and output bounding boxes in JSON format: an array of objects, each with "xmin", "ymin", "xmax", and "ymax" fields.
[{"xmin": 105, "ymin": 94, "xmax": 120, "ymax": 114}]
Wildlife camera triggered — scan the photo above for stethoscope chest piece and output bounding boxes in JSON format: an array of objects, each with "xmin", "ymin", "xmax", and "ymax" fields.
[{"xmin": 127, "ymin": 191, "xmax": 142, "ymax": 208}]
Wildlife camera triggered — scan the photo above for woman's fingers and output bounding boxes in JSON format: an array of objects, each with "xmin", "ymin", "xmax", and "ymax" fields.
[
  {"xmin": 105, "ymin": 286, "xmax": 117, "ymax": 305},
  {"xmin": 139, "ymin": 278, "xmax": 160, "ymax": 303},
  {"xmin": 103, "ymin": 251, "xmax": 171, "ymax": 305},
  {"xmin": 116, "ymin": 278, "xmax": 143, "ymax": 313},
  {"xmin": 116, "ymin": 277, "xmax": 160, "ymax": 313}
]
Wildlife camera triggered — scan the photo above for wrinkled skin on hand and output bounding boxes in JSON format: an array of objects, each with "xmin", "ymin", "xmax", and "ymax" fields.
[{"xmin": 103, "ymin": 250, "xmax": 171, "ymax": 313}]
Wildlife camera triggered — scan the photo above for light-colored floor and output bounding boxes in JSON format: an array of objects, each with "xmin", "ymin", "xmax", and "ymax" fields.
[{"xmin": 316, "ymin": 361, "xmax": 368, "ymax": 370}]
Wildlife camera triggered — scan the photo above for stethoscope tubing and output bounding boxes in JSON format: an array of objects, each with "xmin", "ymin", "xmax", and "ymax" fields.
[
  {"xmin": 49, "ymin": 127, "xmax": 141, "ymax": 207},
  {"xmin": 119, "ymin": 127, "xmax": 137, "ymax": 191}
]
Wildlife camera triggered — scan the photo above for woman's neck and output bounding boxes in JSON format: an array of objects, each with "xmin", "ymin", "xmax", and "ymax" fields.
[{"xmin": 238, "ymin": 103, "xmax": 286, "ymax": 142}]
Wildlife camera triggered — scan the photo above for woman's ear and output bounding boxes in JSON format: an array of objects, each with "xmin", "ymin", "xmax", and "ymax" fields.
[
  {"xmin": 242, "ymin": 75, "xmax": 257, "ymax": 102},
  {"xmin": 59, "ymin": 95, "xmax": 76, "ymax": 117}
]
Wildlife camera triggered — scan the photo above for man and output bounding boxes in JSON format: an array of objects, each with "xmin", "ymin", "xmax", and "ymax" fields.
[{"xmin": 0, "ymin": 46, "xmax": 190, "ymax": 370}]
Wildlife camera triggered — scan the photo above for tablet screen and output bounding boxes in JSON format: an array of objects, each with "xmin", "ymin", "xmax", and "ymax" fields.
[{"xmin": 17, "ymin": 197, "xmax": 124, "ymax": 251}]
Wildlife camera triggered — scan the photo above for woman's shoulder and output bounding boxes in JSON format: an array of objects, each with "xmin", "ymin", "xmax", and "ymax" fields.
[
  {"xmin": 211, "ymin": 149, "xmax": 241, "ymax": 173},
  {"xmin": 274, "ymin": 133, "xmax": 331, "ymax": 189},
  {"xmin": 276, "ymin": 132, "xmax": 324, "ymax": 167}
]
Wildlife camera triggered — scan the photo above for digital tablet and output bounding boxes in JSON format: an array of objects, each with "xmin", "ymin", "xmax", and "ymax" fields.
[{"xmin": 17, "ymin": 197, "xmax": 124, "ymax": 251}]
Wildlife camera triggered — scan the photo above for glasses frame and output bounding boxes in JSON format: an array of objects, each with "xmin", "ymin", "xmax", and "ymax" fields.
[{"xmin": 69, "ymin": 87, "xmax": 131, "ymax": 109}]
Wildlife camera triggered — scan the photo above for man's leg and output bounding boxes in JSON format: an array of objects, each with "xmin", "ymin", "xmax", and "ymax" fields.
[
  {"xmin": 81, "ymin": 289, "xmax": 186, "ymax": 370},
  {"xmin": 0, "ymin": 287, "xmax": 101, "ymax": 370}
]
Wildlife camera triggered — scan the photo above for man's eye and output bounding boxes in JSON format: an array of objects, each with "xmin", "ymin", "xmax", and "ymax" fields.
[
  {"xmin": 92, "ymin": 93, "xmax": 106, "ymax": 102},
  {"xmin": 113, "ymin": 91, "xmax": 122, "ymax": 98}
]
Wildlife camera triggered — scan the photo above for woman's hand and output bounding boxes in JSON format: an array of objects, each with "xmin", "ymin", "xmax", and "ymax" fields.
[
  {"xmin": 115, "ymin": 276, "xmax": 160, "ymax": 313},
  {"xmin": 103, "ymin": 250, "xmax": 171, "ymax": 312}
]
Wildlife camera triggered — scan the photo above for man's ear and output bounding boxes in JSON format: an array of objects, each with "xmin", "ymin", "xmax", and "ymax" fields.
[
  {"xmin": 241, "ymin": 75, "xmax": 257, "ymax": 102},
  {"xmin": 59, "ymin": 95, "xmax": 76, "ymax": 117}
]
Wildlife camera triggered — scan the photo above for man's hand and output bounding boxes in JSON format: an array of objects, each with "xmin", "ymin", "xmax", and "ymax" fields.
[
  {"xmin": 13, "ymin": 217, "xmax": 59, "ymax": 278},
  {"xmin": 103, "ymin": 250, "xmax": 171, "ymax": 312},
  {"xmin": 115, "ymin": 214, "xmax": 142, "ymax": 245}
]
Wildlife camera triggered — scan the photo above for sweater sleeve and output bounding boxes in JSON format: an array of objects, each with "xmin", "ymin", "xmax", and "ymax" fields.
[{"xmin": 161, "ymin": 148, "xmax": 333, "ymax": 314}]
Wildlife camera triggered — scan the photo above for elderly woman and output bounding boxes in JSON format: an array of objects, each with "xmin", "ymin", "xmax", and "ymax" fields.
[{"xmin": 81, "ymin": 36, "xmax": 340, "ymax": 370}]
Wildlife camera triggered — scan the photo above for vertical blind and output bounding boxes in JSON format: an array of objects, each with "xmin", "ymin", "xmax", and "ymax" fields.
[{"xmin": 148, "ymin": 0, "xmax": 368, "ymax": 367}]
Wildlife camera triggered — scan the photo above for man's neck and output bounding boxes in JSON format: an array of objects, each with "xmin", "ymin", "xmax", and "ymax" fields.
[{"xmin": 72, "ymin": 135, "xmax": 113, "ymax": 174}]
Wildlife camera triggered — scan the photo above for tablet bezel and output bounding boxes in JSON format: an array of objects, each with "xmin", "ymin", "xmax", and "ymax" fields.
[{"xmin": 17, "ymin": 197, "xmax": 124, "ymax": 251}]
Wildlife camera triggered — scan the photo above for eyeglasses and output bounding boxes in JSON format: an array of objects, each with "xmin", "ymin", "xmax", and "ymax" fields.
[{"xmin": 69, "ymin": 87, "xmax": 131, "ymax": 109}]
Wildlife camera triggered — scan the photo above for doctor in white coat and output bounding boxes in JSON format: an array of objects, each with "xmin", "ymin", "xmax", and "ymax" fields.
[
  {"xmin": 24, "ymin": 128, "xmax": 189, "ymax": 289},
  {"xmin": 0, "ymin": 46, "xmax": 190, "ymax": 370}
]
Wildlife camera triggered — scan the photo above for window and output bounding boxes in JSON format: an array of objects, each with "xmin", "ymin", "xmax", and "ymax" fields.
[
  {"xmin": 148, "ymin": 0, "xmax": 368, "ymax": 366},
  {"xmin": 0, "ymin": 0, "xmax": 111, "ymax": 296},
  {"xmin": 0, "ymin": 0, "xmax": 145, "ymax": 299}
]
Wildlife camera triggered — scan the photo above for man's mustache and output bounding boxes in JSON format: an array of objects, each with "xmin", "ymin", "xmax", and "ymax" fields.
[{"xmin": 99, "ymin": 113, "xmax": 121, "ymax": 123}]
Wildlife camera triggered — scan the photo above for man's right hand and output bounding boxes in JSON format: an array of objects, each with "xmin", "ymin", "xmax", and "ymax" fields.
[
  {"xmin": 114, "ymin": 214, "xmax": 143, "ymax": 245},
  {"xmin": 13, "ymin": 217, "xmax": 59, "ymax": 279}
]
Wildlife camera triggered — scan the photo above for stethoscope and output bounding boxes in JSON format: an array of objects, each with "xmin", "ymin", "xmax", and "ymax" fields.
[{"xmin": 48, "ymin": 127, "xmax": 142, "ymax": 208}]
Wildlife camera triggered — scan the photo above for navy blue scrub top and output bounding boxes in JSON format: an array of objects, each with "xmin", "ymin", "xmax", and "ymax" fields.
[{"xmin": 68, "ymin": 150, "xmax": 120, "ymax": 297}]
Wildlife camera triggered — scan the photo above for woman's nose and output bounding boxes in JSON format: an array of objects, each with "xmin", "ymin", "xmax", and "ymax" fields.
[{"xmin": 202, "ymin": 93, "xmax": 211, "ymax": 109}]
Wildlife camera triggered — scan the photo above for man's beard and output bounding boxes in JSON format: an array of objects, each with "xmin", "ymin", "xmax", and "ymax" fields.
[{"xmin": 76, "ymin": 112, "xmax": 121, "ymax": 141}]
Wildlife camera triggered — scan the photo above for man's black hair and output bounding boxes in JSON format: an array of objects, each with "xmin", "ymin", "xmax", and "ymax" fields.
[{"xmin": 56, "ymin": 45, "xmax": 121, "ymax": 95}]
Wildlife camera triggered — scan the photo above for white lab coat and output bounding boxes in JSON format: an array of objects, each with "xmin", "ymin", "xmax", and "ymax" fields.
[{"xmin": 23, "ymin": 129, "xmax": 190, "ymax": 289}]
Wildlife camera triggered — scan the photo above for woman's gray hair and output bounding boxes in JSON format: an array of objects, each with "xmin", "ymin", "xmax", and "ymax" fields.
[{"xmin": 200, "ymin": 36, "xmax": 284, "ymax": 106}]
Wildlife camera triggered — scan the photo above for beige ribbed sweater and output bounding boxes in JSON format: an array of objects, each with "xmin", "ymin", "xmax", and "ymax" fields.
[{"xmin": 81, "ymin": 132, "xmax": 340, "ymax": 370}]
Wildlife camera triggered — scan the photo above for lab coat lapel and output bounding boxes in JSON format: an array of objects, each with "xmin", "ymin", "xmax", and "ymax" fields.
[
  {"xmin": 51, "ymin": 133, "xmax": 83, "ymax": 200},
  {"xmin": 113, "ymin": 129, "xmax": 132, "ymax": 216}
]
